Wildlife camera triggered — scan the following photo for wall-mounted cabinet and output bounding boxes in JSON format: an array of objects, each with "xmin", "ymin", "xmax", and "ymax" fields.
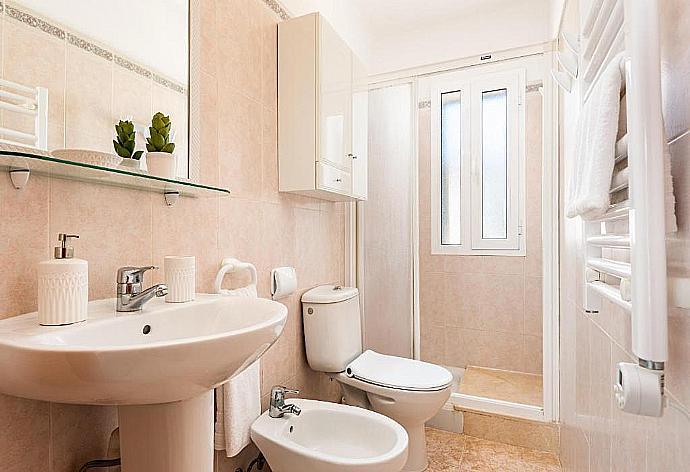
[{"xmin": 278, "ymin": 13, "xmax": 368, "ymax": 201}]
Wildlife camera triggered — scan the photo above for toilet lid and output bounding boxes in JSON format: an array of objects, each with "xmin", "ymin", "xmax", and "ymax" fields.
[{"xmin": 345, "ymin": 350, "xmax": 453, "ymax": 391}]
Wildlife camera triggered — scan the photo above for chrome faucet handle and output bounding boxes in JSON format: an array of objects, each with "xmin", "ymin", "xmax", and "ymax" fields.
[
  {"xmin": 269, "ymin": 386, "xmax": 300, "ymax": 418},
  {"xmin": 117, "ymin": 266, "xmax": 158, "ymax": 284},
  {"xmin": 271, "ymin": 385, "xmax": 299, "ymax": 402}
]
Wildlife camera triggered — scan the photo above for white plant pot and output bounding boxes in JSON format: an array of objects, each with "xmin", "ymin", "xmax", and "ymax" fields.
[
  {"xmin": 120, "ymin": 157, "xmax": 143, "ymax": 170},
  {"xmin": 146, "ymin": 152, "xmax": 176, "ymax": 178}
]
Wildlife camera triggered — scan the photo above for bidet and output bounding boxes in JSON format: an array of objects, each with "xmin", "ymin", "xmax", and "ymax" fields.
[{"xmin": 251, "ymin": 399, "xmax": 409, "ymax": 472}]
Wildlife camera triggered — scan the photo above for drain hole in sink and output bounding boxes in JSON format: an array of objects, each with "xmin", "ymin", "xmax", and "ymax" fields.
[{"xmin": 142, "ymin": 325, "xmax": 151, "ymax": 335}]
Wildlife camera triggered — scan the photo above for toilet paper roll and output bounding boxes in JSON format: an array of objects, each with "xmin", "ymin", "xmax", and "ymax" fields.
[{"xmin": 271, "ymin": 267, "xmax": 297, "ymax": 300}]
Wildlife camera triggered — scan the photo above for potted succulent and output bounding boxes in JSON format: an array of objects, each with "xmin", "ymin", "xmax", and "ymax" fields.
[
  {"xmin": 113, "ymin": 120, "xmax": 144, "ymax": 169},
  {"xmin": 145, "ymin": 112, "xmax": 176, "ymax": 178}
]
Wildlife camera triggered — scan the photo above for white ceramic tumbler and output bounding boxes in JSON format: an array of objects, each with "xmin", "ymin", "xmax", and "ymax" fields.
[{"xmin": 164, "ymin": 256, "xmax": 195, "ymax": 303}]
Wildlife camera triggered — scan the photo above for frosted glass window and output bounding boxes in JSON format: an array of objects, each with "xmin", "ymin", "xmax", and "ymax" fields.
[
  {"xmin": 481, "ymin": 89, "xmax": 508, "ymax": 239},
  {"xmin": 430, "ymin": 68, "xmax": 523, "ymax": 255},
  {"xmin": 441, "ymin": 91, "xmax": 462, "ymax": 245}
]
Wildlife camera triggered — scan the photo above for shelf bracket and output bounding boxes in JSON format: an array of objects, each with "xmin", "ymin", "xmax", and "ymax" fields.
[
  {"xmin": 9, "ymin": 168, "xmax": 30, "ymax": 189},
  {"xmin": 164, "ymin": 191, "xmax": 180, "ymax": 207}
]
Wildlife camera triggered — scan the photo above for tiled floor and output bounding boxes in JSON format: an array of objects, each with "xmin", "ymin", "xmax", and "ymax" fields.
[
  {"xmin": 426, "ymin": 427, "xmax": 561, "ymax": 471},
  {"xmin": 458, "ymin": 366, "xmax": 543, "ymax": 407}
]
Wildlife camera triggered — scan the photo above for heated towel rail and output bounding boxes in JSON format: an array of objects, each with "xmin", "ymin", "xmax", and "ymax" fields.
[
  {"xmin": 578, "ymin": 0, "xmax": 669, "ymax": 417},
  {"xmin": 0, "ymin": 78, "xmax": 48, "ymax": 150}
]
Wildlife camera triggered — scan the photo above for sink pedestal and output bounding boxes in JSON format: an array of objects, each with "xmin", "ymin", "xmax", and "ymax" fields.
[{"xmin": 119, "ymin": 391, "xmax": 214, "ymax": 472}]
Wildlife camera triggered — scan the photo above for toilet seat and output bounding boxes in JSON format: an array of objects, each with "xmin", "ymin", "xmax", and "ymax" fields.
[{"xmin": 345, "ymin": 350, "xmax": 453, "ymax": 392}]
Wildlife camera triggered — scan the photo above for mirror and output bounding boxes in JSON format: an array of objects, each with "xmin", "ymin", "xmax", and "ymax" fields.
[{"xmin": 2, "ymin": 0, "xmax": 191, "ymax": 179}]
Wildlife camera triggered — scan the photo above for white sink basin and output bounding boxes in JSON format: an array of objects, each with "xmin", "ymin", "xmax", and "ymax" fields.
[
  {"xmin": 0, "ymin": 294, "xmax": 287, "ymax": 405},
  {"xmin": 251, "ymin": 399, "xmax": 409, "ymax": 472}
]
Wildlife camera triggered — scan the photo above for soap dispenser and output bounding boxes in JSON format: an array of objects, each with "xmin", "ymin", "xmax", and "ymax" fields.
[{"xmin": 38, "ymin": 234, "xmax": 88, "ymax": 326}]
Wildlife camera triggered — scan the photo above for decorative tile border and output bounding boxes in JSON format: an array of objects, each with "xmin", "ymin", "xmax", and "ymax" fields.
[
  {"xmin": 4, "ymin": 3, "xmax": 64, "ymax": 40},
  {"xmin": 152, "ymin": 73, "xmax": 186, "ymax": 95},
  {"xmin": 3, "ymin": 1, "xmax": 186, "ymax": 95},
  {"xmin": 262, "ymin": 0, "xmax": 291, "ymax": 20},
  {"xmin": 66, "ymin": 32, "xmax": 113, "ymax": 61},
  {"xmin": 114, "ymin": 55, "xmax": 152, "ymax": 80}
]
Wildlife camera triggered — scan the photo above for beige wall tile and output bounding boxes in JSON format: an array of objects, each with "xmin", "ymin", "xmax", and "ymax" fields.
[
  {"xmin": 0, "ymin": 175, "xmax": 50, "ymax": 318},
  {"xmin": 48, "ymin": 181, "xmax": 153, "ymax": 300},
  {"xmin": 418, "ymin": 89, "xmax": 543, "ymax": 374},
  {"xmin": 522, "ymin": 334, "xmax": 543, "ymax": 375},
  {"xmin": 261, "ymin": 107, "xmax": 279, "ymax": 202},
  {"xmin": 217, "ymin": 87, "xmax": 262, "ymax": 198},
  {"xmin": 151, "ymin": 196, "xmax": 219, "ymax": 293},
  {"xmin": 215, "ymin": 0, "xmax": 262, "ymax": 102},
  {"xmin": 65, "ymin": 45, "xmax": 113, "ymax": 145},
  {"xmin": 2, "ymin": 19, "xmax": 65, "ymax": 140},
  {"xmin": 261, "ymin": 8, "xmax": 278, "ymax": 111},
  {"xmin": 460, "ymin": 328, "xmax": 525, "ymax": 372},
  {"xmin": 200, "ymin": 71, "xmax": 220, "ymax": 186},
  {"xmin": 112, "ymin": 67, "xmax": 153, "ymax": 127},
  {"xmin": 421, "ymin": 322, "xmax": 446, "ymax": 364},
  {"xmin": 200, "ymin": 0, "xmax": 218, "ymax": 77},
  {"xmin": 524, "ymin": 276, "xmax": 543, "ymax": 336}
]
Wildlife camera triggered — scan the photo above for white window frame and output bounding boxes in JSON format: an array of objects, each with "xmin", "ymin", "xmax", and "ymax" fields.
[{"xmin": 430, "ymin": 67, "xmax": 526, "ymax": 256}]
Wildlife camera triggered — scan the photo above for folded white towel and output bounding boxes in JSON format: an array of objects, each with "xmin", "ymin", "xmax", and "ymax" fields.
[
  {"xmin": 213, "ymin": 259, "xmax": 261, "ymax": 458},
  {"xmin": 566, "ymin": 53, "xmax": 625, "ymax": 220},
  {"xmin": 214, "ymin": 360, "xmax": 260, "ymax": 457}
]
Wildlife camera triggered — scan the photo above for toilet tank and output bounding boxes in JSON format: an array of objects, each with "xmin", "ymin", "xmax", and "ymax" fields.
[{"xmin": 301, "ymin": 285, "xmax": 362, "ymax": 373}]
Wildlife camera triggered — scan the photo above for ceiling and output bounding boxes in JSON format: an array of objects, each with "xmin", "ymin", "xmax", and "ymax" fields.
[{"xmin": 280, "ymin": 0, "xmax": 553, "ymax": 76}]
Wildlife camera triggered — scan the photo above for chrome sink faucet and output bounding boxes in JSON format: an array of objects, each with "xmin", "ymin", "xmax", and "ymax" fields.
[
  {"xmin": 269, "ymin": 386, "xmax": 301, "ymax": 418},
  {"xmin": 116, "ymin": 266, "xmax": 168, "ymax": 312}
]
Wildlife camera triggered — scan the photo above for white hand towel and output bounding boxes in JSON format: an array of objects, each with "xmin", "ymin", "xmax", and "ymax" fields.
[
  {"xmin": 566, "ymin": 53, "xmax": 625, "ymax": 220},
  {"xmin": 214, "ymin": 360, "xmax": 260, "ymax": 457},
  {"xmin": 213, "ymin": 259, "xmax": 261, "ymax": 457}
]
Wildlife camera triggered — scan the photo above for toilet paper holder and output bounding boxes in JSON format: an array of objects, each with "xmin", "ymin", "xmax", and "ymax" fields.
[{"xmin": 270, "ymin": 267, "xmax": 297, "ymax": 300}]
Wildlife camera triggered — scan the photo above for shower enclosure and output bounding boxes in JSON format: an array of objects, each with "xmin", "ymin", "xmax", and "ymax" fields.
[{"xmin": 357, "ymin": 54, "xmax": 557, "ymax": 422}]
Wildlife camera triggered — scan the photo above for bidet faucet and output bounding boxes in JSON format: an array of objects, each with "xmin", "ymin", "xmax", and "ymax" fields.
[
  {"xmin": 116, "ymin": 266, "xmax": 168, "ymax": 312},
  {"xmin": 269, "ymin": 386, "xmax": 301, "ymax": 418}
]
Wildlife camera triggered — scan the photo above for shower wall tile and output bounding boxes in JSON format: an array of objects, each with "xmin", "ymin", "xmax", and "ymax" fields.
[{"xmin": 418, "ymin": 89, "xmax": 544, "ymax": 373}]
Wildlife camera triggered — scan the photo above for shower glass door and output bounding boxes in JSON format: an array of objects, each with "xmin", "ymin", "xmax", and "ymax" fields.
[{"xmin": 357, "ymin": 83, "xmax": 415, "ymax": 358}]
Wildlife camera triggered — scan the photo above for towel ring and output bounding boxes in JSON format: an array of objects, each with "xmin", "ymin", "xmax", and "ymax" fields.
[{"xmin": 214, "ymin": 258, "xmax": 258, "ymax": 294}]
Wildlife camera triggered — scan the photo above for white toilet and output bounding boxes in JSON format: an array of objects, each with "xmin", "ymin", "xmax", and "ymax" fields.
[{"xmin": 301, "ymin": 285, "xmax": 452, "ymax": 472}]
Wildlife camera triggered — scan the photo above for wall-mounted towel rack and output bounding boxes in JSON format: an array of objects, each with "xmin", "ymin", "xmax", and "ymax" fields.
[
  {"xmin": 0, "ymin": 79, "xmax": 47, "ymax": 150},
  {"xmin": 579, "ymin": 0, "xmax": 671, "ymax": 418}
]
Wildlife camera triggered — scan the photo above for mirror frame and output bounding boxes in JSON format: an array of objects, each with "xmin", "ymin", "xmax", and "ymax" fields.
[{"xmin": 188, "ymin": 0, "xmax": 201, "ymax": 182}]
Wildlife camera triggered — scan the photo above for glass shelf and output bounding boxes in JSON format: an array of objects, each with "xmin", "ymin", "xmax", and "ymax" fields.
[{"xmin": 0, "ymin": 146, "xmax": 230, "ymax": 198}]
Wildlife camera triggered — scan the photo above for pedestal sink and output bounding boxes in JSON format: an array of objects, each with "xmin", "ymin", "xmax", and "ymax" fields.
[{"xmin": 0, "ymin": 294, "xmax": 288, "ymax": 472}]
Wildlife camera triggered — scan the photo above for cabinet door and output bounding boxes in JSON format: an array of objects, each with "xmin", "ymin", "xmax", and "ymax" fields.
[
  {"xmin": 319, "ymin": 17, "xmax": 352, "ymax": 173},
  {"xmin": 351, "ymin": 53, "xmax": 368, "ymax": 199}
]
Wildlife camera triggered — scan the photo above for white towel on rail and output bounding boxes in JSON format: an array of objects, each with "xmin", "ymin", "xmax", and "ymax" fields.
[
  {"xmin": 213, "ymin": 259, "xmax": 261, "ymax": 458},
  {"xmin": 566, "ymin": 53, "xmax": 625, "ymax": 220},
  {"xmin": 607, "ymin": 132, "xmax": 678, "ymax": 233}
]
